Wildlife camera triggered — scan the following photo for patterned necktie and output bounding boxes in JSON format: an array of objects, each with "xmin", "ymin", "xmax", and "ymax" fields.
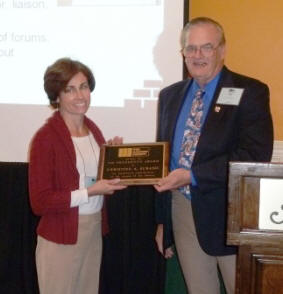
[{"xmin": 179, "ymin": 89, "xmax": 205, "ymax": 198}]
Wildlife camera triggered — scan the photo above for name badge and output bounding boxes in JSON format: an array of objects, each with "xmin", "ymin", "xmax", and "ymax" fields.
[{"xmin": 216, "ymin": 87, "xmax": 244, "ymax": 105}]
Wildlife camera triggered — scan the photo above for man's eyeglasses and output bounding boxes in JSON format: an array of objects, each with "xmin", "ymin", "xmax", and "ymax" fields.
[{"xmin": 182, "ymin": 43, "xmax": 221, "ymax": 57}]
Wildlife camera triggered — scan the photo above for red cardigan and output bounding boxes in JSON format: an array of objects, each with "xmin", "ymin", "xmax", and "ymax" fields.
[{"xmin": 29, "ymin": 111, "xmax": 108, "ymax": 244}]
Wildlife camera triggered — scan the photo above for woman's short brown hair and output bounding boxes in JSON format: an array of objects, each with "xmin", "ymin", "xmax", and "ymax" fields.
[{"xmin": 44, "ymin": 58, "xmax": 95, "ymax": 108}]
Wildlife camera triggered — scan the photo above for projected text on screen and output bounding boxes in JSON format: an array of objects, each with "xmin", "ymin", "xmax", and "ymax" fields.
[{"xmin": 0, "ymin": 0, "xmax": 165, "ymax": 107}]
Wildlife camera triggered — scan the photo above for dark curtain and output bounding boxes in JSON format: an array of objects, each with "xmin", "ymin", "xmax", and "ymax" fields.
[
  {"xmin": 0, "ymin": 163, "xmax": 165, "ymax": 294},
  {"xmin": 0, "ymin": 162, "xmax": 39, "ymax": 294},
  {"xmin": 100, "ymin": 186, "xmax": 166, "ymax": 294}
]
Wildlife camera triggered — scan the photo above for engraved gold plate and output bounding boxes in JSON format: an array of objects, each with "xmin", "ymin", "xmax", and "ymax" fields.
[{"xmin": 97, "ymin": 142, "xmax": 169, "ymax": 185}]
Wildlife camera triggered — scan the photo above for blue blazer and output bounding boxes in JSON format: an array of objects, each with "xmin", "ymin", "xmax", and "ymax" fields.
[{"xmin": 156, "ymin": 66, "xmax": 274, "ymax": 255}]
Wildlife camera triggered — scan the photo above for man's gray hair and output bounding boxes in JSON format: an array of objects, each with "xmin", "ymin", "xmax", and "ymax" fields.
[{"xmin": 180, "ymin": 17, "xmax": 226, "ymax": 48}]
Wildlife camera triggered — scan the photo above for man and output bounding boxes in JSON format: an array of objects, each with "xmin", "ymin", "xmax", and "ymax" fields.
[{"xmin": 154, "ymin": 17, "xmax": 273, "ymax": 294}]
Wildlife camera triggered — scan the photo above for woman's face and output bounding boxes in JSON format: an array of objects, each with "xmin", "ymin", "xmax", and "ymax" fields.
[{"xmin": 58, "ymin": 72, "xmax": 91, "ymax": 120}]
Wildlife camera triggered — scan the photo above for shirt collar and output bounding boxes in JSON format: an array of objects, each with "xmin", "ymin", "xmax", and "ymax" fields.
[{"xmin": 191, "ymin": 71, "xmax": 222, "ymax": 94}]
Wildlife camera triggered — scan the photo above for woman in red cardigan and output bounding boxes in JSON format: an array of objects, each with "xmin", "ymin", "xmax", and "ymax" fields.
[{"xmin": 29, "ymin": 58, "xmax": 126, "ymax": 294}]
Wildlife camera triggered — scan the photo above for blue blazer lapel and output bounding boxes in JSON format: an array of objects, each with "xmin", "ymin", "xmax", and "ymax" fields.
[
  {"xmin": 202, "ymin": 67, "xmax": 237, "ymax": 125},
  {"xmin": 194, "ymin": 67, "xmax": 240, "ymax": 162}
]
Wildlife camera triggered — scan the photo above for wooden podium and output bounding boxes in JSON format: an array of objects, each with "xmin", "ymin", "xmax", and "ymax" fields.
[{"xmin": 227, "ymin": 162, "xmax": 283, "ymax": 294}]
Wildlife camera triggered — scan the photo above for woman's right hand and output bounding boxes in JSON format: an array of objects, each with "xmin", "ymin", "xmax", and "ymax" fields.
[{"xmin": 87, "ymin": 178, "xmax": 127, "ymax": 196}]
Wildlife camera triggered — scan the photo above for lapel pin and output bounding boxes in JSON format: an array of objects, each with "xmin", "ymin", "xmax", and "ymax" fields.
[{"xmin": 215, "ymin": 106, "xmax": 221, "ymax": 113}]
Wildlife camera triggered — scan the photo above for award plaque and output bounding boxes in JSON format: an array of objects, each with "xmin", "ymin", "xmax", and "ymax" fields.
[{"xmin": 97, "ymin": 142, "xmax": 169, "ymax": 185}]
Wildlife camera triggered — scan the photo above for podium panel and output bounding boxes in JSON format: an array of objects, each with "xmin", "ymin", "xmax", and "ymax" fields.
[{"xmin": 227, "ymin": 162, "xmax": 283, "ymax": 294}]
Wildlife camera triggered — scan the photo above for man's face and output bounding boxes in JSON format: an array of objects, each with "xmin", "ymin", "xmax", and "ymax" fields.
[{"xmin": 183, "ymin": 23, "xmax": 225, "ymax": 87}]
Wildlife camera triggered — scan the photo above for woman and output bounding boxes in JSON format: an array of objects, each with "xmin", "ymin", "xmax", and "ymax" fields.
[{"xmin": 29, "ymin": 57, "xmax": 126, "ymax": 294}]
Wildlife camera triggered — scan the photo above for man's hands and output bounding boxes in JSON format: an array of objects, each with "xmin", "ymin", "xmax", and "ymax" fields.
[
  {"xmin": 154, "ymin": 168, "xmax": 191, "ymax": 192},
  {"xmin": 155, "ymin": 224, "xmax": 174, "ymax": 259},
  {"xmin": 154, "ymin": 168, "xmax": 191, "ymax": 257}
]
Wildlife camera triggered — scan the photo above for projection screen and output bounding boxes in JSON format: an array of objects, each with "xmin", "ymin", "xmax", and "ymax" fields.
[{"xmin": 0, "ymin": 0, "xmax": 188, "ymax": 162}]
